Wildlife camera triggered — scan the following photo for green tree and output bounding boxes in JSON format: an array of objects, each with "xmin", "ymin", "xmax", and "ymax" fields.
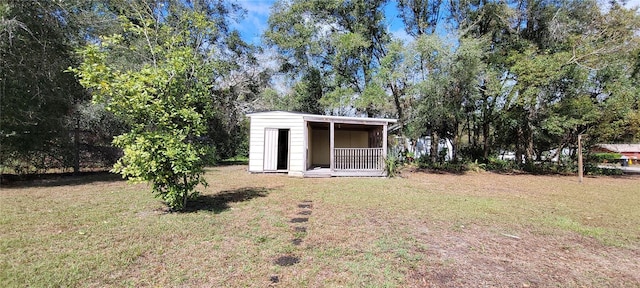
[
  {"xmin": 397, "ymin": 0, "xmax": 442, "ymax": 36},
  {"xmin": 295, "ymin": 68, "xmax": 325, "ymax": 114},
  {"xmin": 72, "ymin": 5, "xmax": 218, "ymax": 210},
  {"xmin": 265, "ymin": 0, "xmax": 389, "ymax": 116},
  {"xmin": 387, "ymin": 33, "xmax": 485, "ymax": 162},
  {"xmin": 1, "ymin": 1, "xmax": 86, "ymax": 173}
]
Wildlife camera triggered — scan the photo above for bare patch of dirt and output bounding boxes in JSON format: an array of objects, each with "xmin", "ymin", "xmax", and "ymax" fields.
[
  {"xmin": 269, "ymin": 275, "xmax": 279, "ymax": 283},
  {"xmin": 405, "ymin": 223, "xmax": 640, "ymax": 287},
  {"xmin": 274, "ymin": 255, "xmax": 299, "ymax": 266},
  {"xmin": 136, "ymin": 208, "xmax": 169, "ymax": 218}
]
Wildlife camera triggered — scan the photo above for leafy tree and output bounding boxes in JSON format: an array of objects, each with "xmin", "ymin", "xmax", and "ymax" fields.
[
  {"xmin": 265, "ymin": 0, "xmax": 389, "ymax": 116},
  {"xmin": 295, "ymin": 68, "xmax": 325, "ymax": 114},
  {"xmin": 0, "ymin": 0, "xmax": 134, "ymax": 174},
  {"xmin": 397, "ymin": 0, "xmax": 442, "ymax": 36},
  {"xmin": 408, "ymin": 34, "xmax": 485, "ymax": 161},
  {"xmin": 0, "ymin": 1, "xmax": 86, "ymax": 173},
  {"xmin": 503, "ymin": 1, "xmax": 640, "ymax": 165},
  {"xmin": 72, "ymin": 5, "xmax": 218, "ymax": 210}
]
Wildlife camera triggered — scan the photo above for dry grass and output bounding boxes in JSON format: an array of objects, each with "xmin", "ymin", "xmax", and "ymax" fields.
[{"xmin": 1, "ymin": 166, "xmax": 639, "ymax": 287}]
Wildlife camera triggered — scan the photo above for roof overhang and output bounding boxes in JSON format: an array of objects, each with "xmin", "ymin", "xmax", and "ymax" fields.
[
  {"xmin": 594, "ymin": 144, "xmax": 640, "ymax": 153},
  {"xmin": 303, "ymin": 114, "xmax": 396, "ymax": 125},
  {"xmin": 247, "ymin": 111, "xmax": 397, "ymax": 126}
]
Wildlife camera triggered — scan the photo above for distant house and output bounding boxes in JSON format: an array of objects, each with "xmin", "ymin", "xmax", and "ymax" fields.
[
  {"xmin": 246, "ymin": 111, "xmax": 397, "ymax": 177},
  {"xmin": 592, "ymin": 144, "xmax": 640, "ymax": 161},
  {"xmin": 389, "ymin": 135, "xmax": 454, "ymax": 161}
]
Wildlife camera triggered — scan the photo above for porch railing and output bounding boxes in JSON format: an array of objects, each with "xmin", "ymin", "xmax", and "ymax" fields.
[{"xmin": 334, "ymin": 148, "xmax": 384, "ymax": 170}]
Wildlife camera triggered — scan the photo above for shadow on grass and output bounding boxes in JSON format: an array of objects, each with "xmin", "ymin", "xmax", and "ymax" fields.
[
  {"xmin": 1, "ymin": 171, "xmax": 123, "ymax": 188},
  {"xmin": 411, "ymin": 168, "xmax": 467, "ymax": 175},
  {"xmin": 216, "ymin": 159, "xmax": 249, "ymax": 166},
  {"xmin": 184, "ymin": 187, "xmax": 270, "ymax": 213}
]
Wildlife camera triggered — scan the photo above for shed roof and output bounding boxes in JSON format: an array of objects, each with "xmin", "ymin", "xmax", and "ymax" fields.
[
  {"xmin": 594, "ymin": 144, "xmax": 640, "ymax": 153},
  {"xmin": 247, "ymin": 111, "xmax": 397, "ymax": 124}
]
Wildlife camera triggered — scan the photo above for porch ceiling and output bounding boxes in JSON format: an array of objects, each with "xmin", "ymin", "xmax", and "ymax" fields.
[{"xmin": 308, "ymin": 121, "xmax": 381, "ymax": 130}]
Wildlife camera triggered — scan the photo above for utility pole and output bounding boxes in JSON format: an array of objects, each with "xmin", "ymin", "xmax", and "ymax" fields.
[{"xmin": 578, "ymin": 134, "xmax": 587, "ymax": 183}]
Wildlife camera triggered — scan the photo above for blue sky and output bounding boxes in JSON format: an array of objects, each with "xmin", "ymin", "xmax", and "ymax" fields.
[
  {"xmin": 232, "ymin": 0, "xmax": 640, "ymax": 45},
  {"xmin": 232, "ymin": 0, "xmax": 274, "ymax": 45}
]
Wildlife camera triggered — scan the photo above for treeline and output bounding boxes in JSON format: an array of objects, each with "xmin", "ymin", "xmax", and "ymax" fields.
[
  {"xmin": 1, "ymin": 0, "xmax": 264, "ymax": 174},
  {"xmin": 2, "ymin": 0, "xmax": 639, "ymax": 176},
  {"xmin": 264, "ymin": 0, "xmax": 640, "ymax": 167}
]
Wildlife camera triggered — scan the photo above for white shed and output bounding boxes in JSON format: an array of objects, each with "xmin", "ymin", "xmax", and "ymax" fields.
[{"xmin": 247, "ymin": 111, "xmax": 397, "ymax": 177}]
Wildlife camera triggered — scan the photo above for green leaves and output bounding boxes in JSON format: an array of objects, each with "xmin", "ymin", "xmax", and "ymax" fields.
[
  {"xmin": 265, "ymin": 0, "xmax": 389, "ymax": 116},
  {"xmin": 1, "ymin": 1, "xmax": 87, "ymax": 173},
  {"xmin": 72, "ymin": 4, "xmax": 216, "ymax": 211},
  {"xmin": 357, "ymin": 84, "xmax": 388, "ymax": 112},
  {"xmin": 113, "ymin": 131, "xmax": 205, "ymax": 210}
]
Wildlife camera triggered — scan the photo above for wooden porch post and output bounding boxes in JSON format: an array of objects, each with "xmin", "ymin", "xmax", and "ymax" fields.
[
  {"xmin": 330, "ymin": 121, "xmax": 335, "ymax": 171},
  {"xmin": 303, "ymin": 121, "xmax": 308, "ymax": 172},
  {"xmin": 382, "ymin": 124, "xmax": 388, "ymax": 158}
]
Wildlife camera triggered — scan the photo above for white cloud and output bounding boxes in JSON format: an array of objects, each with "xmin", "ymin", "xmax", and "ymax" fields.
[
  {"xmin": 599, "ymin": 0, "xmax": 640, "ymax": 12},
  {"xmin": 255, "ymin": 46, "xmax": 280, "ymax": 71},
  {"xmin": 241, "ymin": 1, "xmax": 273, "ymax": 15},
  {"xmin": 389, "ymin": 28, "xmax": 412, "ymax": 43},
  {"xmin": 626, "ymin": 0, "xmax": 640, "ymax": 8}
]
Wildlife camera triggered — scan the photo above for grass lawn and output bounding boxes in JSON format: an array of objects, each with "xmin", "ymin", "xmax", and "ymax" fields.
[{"xmin": 1, "ymin": 166, "xmax": 639, "ymax": 287}]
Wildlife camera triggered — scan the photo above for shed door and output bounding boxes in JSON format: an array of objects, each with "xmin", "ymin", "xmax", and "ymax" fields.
[
  {"xmin": 264, "ymin": 128, "xmax": 290, "ymax": 171},
  {"xmin": 264, "ymin": 128, "xmax": 279, "ymax": 171}
]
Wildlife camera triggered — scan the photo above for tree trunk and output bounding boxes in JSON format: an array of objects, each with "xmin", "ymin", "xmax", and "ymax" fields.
[
  {"xmin": 515, "ymin": 126, "xmax": 523, "ymax": 165},
  {"xmin": 392, "ymin": 86, "xmax": 408, "ymax": 151},
  {"xmin": 467, "ymin": 113, "xmax": 472, "ymax": 145},
  {"xmin": 452, "ymin": 121, "xmax": 459, "ymax": 162},
  {"xmin": 430, "ymin": 131, "xmax": 438, "ymax": 163},
  {"xmin": 482, "ymin": 120, "xmax": 490, "ymax": 160},
  {"xmin": 526, "ymin": 135, "xmax": 534, "ymax": 164},
  {"xmin": 525, "ymin": 117, "xmax": 535, "ymax": 165},
  {"xmin": 182, "ymin": 174, "xmax": 188, "ymax": 210},
  {"xmin": 73, "ymin": 114, "xmax": 80, "ymax": 175}
]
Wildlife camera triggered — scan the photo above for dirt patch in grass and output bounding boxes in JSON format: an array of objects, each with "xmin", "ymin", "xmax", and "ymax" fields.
[
  {"xmin": 405, "ymin": 224, "xmax": 640, "ymax": 287},
  {"xmin": 290, "ymin": 217, "xmax": 308, "ymax": 223},
  {"xmin": 1, "ymin": 165, "xmax": 638, "ymax": 287},
  {"xmin": 396, "ymin": 172, "xmax": 640, "ymax": 287},
  {"xmin": 274, "ymin": 255, "xmax": 300, "ymax": 266},
  {"xmin": 269, "ymin": 275, "xmax": 279, "ymax": 283}
]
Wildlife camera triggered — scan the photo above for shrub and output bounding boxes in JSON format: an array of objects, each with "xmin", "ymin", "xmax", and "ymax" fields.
[
  {"xmin": 384, "ymin": 156, "xmax": 399, "ymax": 177},
  {"xmin": 485, "ymin": 157, "xmax": 516, "ymax": 172},
  {"xmin": 415, "ymin": 156, "xmax": 468, "ymax": 173},
  {"xmin": 585, "ymin": 163, "xmax": 624, "ymax": 175},
  {"xmin": 588, "ymin": 153, "xmax": 621, "ymax": 164},
  {"xmin": 466, "ymin": 160, "xmax": 486, "ymax": 172}
]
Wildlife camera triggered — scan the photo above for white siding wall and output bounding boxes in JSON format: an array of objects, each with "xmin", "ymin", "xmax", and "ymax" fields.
[{"xmin": 248, "ymin": 112, "xmax": 305, "ymax": 175}]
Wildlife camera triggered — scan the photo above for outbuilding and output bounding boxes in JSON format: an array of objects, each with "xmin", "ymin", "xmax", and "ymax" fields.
[
  {"xmin": 246, "ymin": 111, "xmax": 397, "ymax": 177},
  {"xmin": 592, "ymin": 143, "xmax": 640, "ymax": 164}
]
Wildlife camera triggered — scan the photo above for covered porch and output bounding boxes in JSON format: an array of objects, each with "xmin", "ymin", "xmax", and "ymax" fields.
[{"xmin": 303, "ymin": 115, "xmax": 395, "ymax": 177}]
